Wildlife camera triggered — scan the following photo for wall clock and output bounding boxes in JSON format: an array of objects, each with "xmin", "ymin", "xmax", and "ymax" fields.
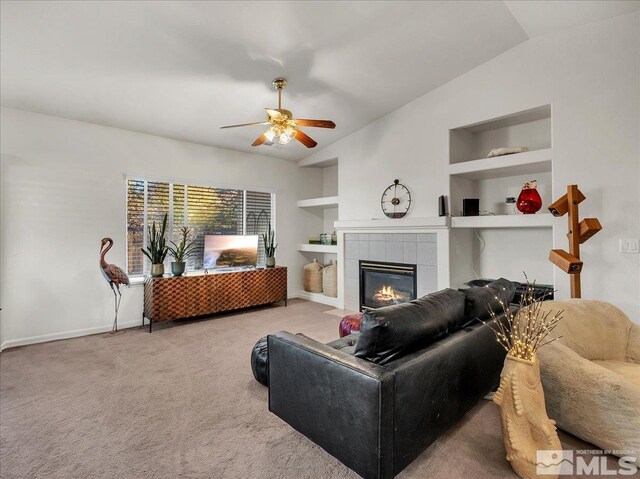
[{"xmin": 381, "ymin": 179, "xmax": 411, "ymax": 218}]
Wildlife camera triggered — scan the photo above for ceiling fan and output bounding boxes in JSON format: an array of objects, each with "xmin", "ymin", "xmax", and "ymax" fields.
[{"xmin": 220, "ymin": 78, "xmax": 336, "ymax": 148}]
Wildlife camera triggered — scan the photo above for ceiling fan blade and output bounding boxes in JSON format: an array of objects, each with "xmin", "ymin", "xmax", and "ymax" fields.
[
  {"xmin": 220, "ymin": 121, "xmax": 269, "ymax": 129},
  {"xmin": 252, "ymin": 134, "xmax": 269, "ymax": 147},
  {"xmin": 295, "ymin": 119, "xmax": 336, "ymax": 129},
  {"xmin": 295, "ymin": 129, "xmax": 318, "ymax": 148}
]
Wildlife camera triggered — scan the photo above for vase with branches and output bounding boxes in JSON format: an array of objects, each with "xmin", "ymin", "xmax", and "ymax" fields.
[
  {"xmin": 262, "ymin": 225, "xmax": 278, "ymax": 267},
  {"xmin": 486, "ymin": 278, "xmax": 564, "ymax": 479},
  {"xmin": 168, "ymin": 226, "xmax": 196, "ymax": 276},
  {"xmin": 141, "ymin": 213, "xmax": 169, "ymax": 277}
]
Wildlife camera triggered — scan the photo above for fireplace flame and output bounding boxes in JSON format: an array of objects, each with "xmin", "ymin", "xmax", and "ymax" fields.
[{"xmin": 374, "ymin": 285, "xmax": 402, "ymax": 302}]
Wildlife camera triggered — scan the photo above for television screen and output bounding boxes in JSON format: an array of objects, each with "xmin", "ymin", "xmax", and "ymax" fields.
[{"xmin": 203, "ymin": 235, "xmax": 259, "ymax": 269}]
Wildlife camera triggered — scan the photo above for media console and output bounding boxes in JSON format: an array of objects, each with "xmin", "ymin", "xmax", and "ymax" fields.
[{"xmin": 143, "ymin": 266, "xmax": 287, "ymax": 332}]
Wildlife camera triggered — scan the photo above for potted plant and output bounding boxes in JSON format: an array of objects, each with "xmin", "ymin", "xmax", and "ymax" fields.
[
  {"xmin": 168, "ymin": 226, "xmax": 196, "ymax": 276},
  {"xmin": 262, "ymin": 225, "xmax": 278, "ymax": 267},
  {"xmin": 141, "ymin": 213, "xmax": 169, "ymax": 277}
]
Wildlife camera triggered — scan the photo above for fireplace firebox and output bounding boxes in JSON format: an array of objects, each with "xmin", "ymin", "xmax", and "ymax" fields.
[{"xmin": 359, "ymin": 260, "xmax": 417, "ymax": 311}]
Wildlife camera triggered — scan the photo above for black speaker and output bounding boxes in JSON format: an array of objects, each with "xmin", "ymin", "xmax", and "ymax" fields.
[
  {"xmin": 438, "ymin": 195, "xmax": 447, "ymax": 217},
  {"xmin": 462, "ymin": 198, "xmax": 479, "ymax": 216}
]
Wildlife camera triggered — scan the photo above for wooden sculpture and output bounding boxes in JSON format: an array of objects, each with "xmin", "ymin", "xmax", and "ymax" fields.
[
  {"xmin": 487, "ymin": 282, "xmax": 564, "ymax": 479},
  {"xmin": 493, "ymin": 355, "xmax": 562, "ymax": 479},
  {"xmin": 548, "ymin": 185, "xmax": 602, "ymax": 298},
  {"xmin": 100, "ymin": 237, "xmax": 130, "ymax": 333}
]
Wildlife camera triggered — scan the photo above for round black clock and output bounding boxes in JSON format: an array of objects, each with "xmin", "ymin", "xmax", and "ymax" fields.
[{"xmin": 381, "ymin": 179, "xmax": 411, "ymax": 218}]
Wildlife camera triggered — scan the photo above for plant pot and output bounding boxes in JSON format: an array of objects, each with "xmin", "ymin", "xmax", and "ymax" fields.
[
  {"xmin": 150, "ymin": 263, "xmax": 164, "ymax": 277},
  {"xmin": 171, "ymin": 261, "xmax": 186, "ymax": 276},
  {"xmin": 493, "ymin": 355, "xmax": 561, "ymax": 479},
  {"xmin": 266, "ymin": 257, "xmax": 276, "ymax": 267}
]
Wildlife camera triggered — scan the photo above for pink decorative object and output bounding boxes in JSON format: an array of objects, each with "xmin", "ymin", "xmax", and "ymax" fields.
[
  {"xmin": 339, "ymin": 313, "xmax": 363, "ymax": 338},
  {"xmin": 517, "ymin": 180, "xmax": 542, "ymax": 214},
  {"xmin": 100, "ymin": 238, "xmax": 130, "ymax": 333}
]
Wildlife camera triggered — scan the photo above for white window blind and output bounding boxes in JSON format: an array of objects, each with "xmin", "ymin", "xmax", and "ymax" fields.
[
  {"xmin": 126, "ymin": 178, "xmax": 274, "ymax": 276},
  {"xmin": 245, "ymin": 190, "xmax": 274, "ymax": 264}
]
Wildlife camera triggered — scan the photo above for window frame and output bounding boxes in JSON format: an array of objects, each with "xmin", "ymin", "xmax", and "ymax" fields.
[{"xmin": 125, "ymin": 175, "xmax": 276, "ymax": 280}]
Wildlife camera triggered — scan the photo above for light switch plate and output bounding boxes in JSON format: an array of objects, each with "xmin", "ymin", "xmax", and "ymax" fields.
[{"xmin": 619, "ymin": 239, "xmax": 639, "ymax": 254}]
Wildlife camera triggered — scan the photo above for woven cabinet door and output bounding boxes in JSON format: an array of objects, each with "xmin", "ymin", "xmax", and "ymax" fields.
[
  {"xmin": 145, "ymin": 277, "xmax": 191, "ymax": 321},
  {"xmin": 215, "ymin": 270, "xmax": 246, "ymax": 312},
  {"xmin": 243, "ymin": 269, "xmax": 270, "ymax": 306},
  {"xmin": 186, "ymin": 275, "xmax": 213, "ymax": 318},
  {"xmin": 265, "ymin": 267, "xmax": 287, "ymax": 303}
]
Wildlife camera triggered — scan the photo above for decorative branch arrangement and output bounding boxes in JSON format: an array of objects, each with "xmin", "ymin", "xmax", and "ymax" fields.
[
  {"xmin": 548, "ymin": 184, "xmax": 602, "ymax": 298},
  {"xmin": 485, "ymin": 281, "xmax": 563, "ymax": 362}
]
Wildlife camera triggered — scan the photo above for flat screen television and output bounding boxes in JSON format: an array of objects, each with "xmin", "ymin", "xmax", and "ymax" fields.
[{"xmin": 203, "ymin": 235, "xmax": 259, "ymax": 269}]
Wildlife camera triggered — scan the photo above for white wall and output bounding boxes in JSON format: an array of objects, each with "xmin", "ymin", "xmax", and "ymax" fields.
[
  {"xmin": 303, "ymin": 13, "xmax": 640, "ymax": 322},
  {"xmin": 0, "ymin": 107, "xmax": 323, "ymax": 348}
]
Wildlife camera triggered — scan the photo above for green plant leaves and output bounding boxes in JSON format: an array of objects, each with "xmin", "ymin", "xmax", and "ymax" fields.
[{"xmin": 141, "ymin": 213, "xmax": 169, "ymax": 264}]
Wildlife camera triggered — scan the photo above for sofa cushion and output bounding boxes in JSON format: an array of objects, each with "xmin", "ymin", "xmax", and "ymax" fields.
[
  {"xmin": 354, "ymin": 288, "xmax": 466, "ymax": 365},
  {"xmin": 459, "ymin": 278, "xmax": 516, "ymax": 325},
  {"xmin": 326, "ymin": 333, "xmax": 359, "ymax": 356}
]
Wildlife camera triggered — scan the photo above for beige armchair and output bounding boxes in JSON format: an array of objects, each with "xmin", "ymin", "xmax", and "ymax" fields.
[{"xmin": 537, "ymin": 299, "xmax": 639, "ymax": 463}]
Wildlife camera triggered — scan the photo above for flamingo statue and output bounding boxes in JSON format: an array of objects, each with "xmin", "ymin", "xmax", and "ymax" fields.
[{"xmin": 100, "ymin": 237, "xmax": 130, "ymax": 333}]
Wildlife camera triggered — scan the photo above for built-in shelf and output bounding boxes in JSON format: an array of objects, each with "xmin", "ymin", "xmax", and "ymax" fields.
[
  {"xmin": 450, "ymin": 214, "xmax": 554, "ymax": 229},
  {"xmin": 448, "ymin": 148, "xmax": 552, "ymax": 181},
  {"xmin": 455, "ymin": 105, "xmax": 551, "ymax": 133},
  {"xmin": 297, "ymin": 290, "xmax": 340, "ymax": 307},
  {"xmin": 298, "ymin": 243, "xmax": 338, "ymax": 254},
  {"xmin": 296, "ymin": 196, "xmax": 339, "ymax": 209}
]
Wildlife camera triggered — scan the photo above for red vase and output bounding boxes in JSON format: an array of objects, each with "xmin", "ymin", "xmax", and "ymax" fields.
[{"xmin": 517, "ymin": 180, "xmax": 542, "ymax": 214}]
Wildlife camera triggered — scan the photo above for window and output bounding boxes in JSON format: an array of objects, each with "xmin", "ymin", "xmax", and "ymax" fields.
[{"xmin": 126, "ymin": 178, "xmax": 274, "ymax": 276}]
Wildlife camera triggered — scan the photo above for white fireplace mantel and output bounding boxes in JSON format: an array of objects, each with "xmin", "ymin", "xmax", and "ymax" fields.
[
  {"xmin": 334, "ymin": 216, "xmax": 449, "ymax": 231},
  {"xmin": 330, "ymin": 216, "xmax": 451, "ymax": 311}
]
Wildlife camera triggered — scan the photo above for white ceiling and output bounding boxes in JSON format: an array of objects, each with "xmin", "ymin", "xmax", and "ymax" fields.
[
  {"xmin": 505, "ymin": 0, "xmax": 640, "ymax": 38},
  {"xmin": 1, "ymin": 1, "xmax": 638, "ymax": 161}
]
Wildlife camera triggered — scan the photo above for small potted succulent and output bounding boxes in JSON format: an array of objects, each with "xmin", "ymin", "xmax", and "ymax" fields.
[
  {"xmin": 262, "ymin": 225, "xmax": 278, "ymax": 267},
  {"xmin": 141, "ymin": 213, "xmax": 169, "ymax": 277},
  {"xmin": 168, "ymin": 226, "xmax": 196, "ymax": 276}
]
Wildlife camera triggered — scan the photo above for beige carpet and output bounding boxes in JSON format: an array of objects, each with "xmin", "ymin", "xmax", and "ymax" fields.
[{"xmin": 0, "ymin": 300, "xmax": 617, "ymax": 478}]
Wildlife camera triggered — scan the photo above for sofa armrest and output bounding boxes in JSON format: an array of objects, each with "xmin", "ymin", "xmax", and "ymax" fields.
[
  {"xmin": 539, "ymin": 342, "xmax": 640, "ymax": 459},
  {"xmin": 627, "ymin": 323, "xmax": 640, "ymax": 364},
  {"xmin": 268, "ymin": 331, "xmax": 395, "ymax": 479}
]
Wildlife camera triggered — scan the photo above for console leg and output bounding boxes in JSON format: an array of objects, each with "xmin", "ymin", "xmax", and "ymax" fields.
[
  {"xmin": 142, "ymin": 312, "xmax": 145, "ymax": 327},
  {"xmin": 285, "ymin": 298, "xmax": 288, "ymax": 307},
  {"xmin": 149, "ymin": 319, "xmax": 152, "ymax": 333}
]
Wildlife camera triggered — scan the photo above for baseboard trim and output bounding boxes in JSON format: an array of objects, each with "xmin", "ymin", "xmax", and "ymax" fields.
[{"xmin": 0, "ymin": 320, "xmax": 142, "ymax": 352}]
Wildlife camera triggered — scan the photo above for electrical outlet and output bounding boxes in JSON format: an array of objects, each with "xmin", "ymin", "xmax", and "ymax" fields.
[{"xmin": 619, "ymin": 239, "xmax": 639, "ymax": 254}]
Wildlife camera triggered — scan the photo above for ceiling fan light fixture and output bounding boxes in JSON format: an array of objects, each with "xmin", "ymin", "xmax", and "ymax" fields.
[
  {"xmin": 285, "ymin": 125, "xmax": 297, "ymax": 139},
  {"xmin": 278, "ymin": 134, "xmax": 292, "ymax": 145},
  {"xmin": 264, "ymin": 127, "xmax": 277, "ymax": 141}
]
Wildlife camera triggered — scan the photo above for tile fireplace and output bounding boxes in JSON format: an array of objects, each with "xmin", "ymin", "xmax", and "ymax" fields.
[{"xmin": 359, "ymin": 260, "xmax": 417, "ymax": 311}]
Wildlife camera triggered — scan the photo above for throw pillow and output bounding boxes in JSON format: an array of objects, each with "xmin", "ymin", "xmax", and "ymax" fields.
[
  {"xmin": 354, "ymin": 288, "xmax": 466, "ymax": 365},
  {"xmin": 459, "ymin": 278, "xmax": 516, "ymax": 325}
]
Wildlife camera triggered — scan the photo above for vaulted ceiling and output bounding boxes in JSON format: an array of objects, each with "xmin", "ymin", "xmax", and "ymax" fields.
[{"xmin": 1, "ymin": 1, "xmax": 638, "ymax": 161}]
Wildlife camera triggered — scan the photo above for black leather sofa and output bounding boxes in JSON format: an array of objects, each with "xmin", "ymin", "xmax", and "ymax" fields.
[{"xmin": 267, "ymin": 280, "xmax": 515, "ymax": 479}]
